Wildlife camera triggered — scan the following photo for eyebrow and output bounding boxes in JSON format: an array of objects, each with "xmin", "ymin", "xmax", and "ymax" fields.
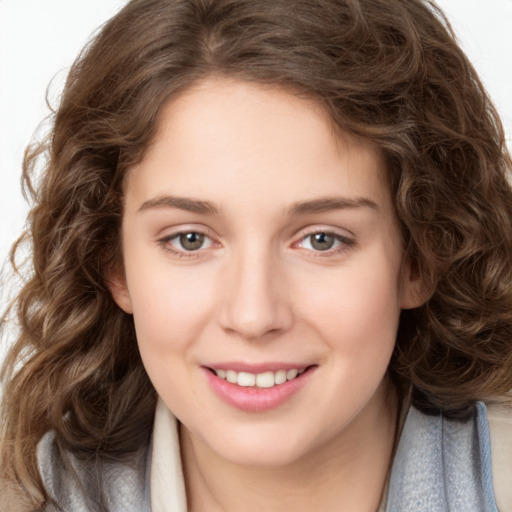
[
  {"xmin": 288, "ymin": 197, "xmax": 379, "ymax": 215},
  {"xmin": 138, "ymin": 195, "xmax": 219, "ymax": 215},
  {"xmin": 137, "ymin": 194, "xmax": 378, "ymax": 216}
]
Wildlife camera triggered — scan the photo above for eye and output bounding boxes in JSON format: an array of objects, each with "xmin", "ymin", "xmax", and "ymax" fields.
[
  {"xmin": 161, "ymin": 231, "xmax": 214, "ymax": 252},
  {"xmin": 297, "ymin": 231, "xmax": 355, "ymax": 253},
  {"xmin": 303, "ymin": 232, "xmax": 337, "ymax": 251}
]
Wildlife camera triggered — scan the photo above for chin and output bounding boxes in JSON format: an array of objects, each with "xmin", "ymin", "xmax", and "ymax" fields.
[{"xmin": 205, "ymin": 424, "xmax": 316, "ymax": 468}]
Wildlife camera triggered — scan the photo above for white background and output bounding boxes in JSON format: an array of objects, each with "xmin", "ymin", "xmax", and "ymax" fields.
[{"xmin": 1, "ymin": 0, "xmax": 512, "ymax": 302}]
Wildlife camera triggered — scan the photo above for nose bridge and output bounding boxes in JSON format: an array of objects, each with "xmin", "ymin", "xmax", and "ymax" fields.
[{"xmin": 218, "ymin": 241, "xmax": 292, "ymax": 339}]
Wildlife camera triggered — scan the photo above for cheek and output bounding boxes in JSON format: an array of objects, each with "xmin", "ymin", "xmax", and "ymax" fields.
[
  {"xmin": 127, "ymin": 264, "xmax": 216, "ymax": 355},
  {"xmin": 295, "ymin": 262, "xmax": 401, "ymax": 419},
  {"xmin": 127, "ymin": 269, "xmax": 217, "ymax": 410},
  {"xmin": 296, "ymin": 255, "xmax": 402, "ymax": 355}
]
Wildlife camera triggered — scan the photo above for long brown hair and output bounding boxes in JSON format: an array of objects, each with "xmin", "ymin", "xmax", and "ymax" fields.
[{"xmin": 2, "ymin": 0, "xmax": 512, "ymax": 508}]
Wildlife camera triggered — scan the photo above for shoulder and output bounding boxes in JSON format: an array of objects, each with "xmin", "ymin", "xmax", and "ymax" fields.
[
  {"xmin": 487, "ymin": 401, "xmax": 512, "ymax": 512},
  {"xmin": 37, "ymin": 431, "xmax": 151, "ymax": 512}
]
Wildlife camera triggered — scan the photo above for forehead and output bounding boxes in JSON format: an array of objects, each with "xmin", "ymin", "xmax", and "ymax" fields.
[{"xmin": 125, "ymin": 77, "xmax": 392, "ymax": 215}]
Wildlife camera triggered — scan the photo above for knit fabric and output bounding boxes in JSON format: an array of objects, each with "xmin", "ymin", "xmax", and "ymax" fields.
[
  {"xmin": 37, "ymin": 400, "xmax": 504, "ymax": 511},
  {"xmin": 386, "ymin": 402, "xmax": 498, "ymax": 511},
  {"xmin": 37, "ymin": 432, "xmax": 151, "ymax": 512}
]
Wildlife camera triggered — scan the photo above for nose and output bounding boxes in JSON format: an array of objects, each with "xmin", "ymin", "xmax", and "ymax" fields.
[{"xmin": 217, "ymin": 247, "xmax": 293, "ymax": 340}]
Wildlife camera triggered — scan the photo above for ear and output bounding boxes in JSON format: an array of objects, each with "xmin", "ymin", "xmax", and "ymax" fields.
[
  {"xmin": 106, "ymin": 270, "xmax": 133, "ymax": 314},
  {"xmin": 400, "ymin": 258, "xmax": 429, "ymax": 310}
]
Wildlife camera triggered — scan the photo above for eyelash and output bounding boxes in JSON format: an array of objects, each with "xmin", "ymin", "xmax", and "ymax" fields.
[
  {"xmin": 158, "ymin": 231, "xmax": 216, "ymax": 259},
  {"xmin": 157, "ymin": 229, "xmax": 356, "ymax": 259},
  {"xmin": 293, "ymin": 230, "xmax": 356, "ymax": 257}
]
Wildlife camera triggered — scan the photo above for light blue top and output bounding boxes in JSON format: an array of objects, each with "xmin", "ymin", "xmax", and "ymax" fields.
[
  {"xmin": 386, "ymin": 401, "xmax": 498, "ymax": 511},
  {"xmin": 38, "ymin": 402, "xmax": 498, "ymax": 511}
]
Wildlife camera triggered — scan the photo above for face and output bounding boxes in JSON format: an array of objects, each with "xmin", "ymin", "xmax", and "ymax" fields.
[{"xmin": 111, "ymin": 78, "xmax": 423, "ymax": 468}]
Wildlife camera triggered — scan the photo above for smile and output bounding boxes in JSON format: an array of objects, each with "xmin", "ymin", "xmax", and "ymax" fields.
[
  {"xmin": 211, "ymin": 368, "xmax": 307, "ymax": 388},
  {"xmin": 204, "ymin": 365, "xmax": 316, "ymax": 412}
]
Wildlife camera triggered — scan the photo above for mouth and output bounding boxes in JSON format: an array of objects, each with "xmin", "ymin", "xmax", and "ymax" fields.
[
  {"xmin": 203, "ymin": 362, "xmax": 317, "ymax": 411},
  {"xmin": 207, "ymin": 366, "xmax": 312, "ymax": 389}
]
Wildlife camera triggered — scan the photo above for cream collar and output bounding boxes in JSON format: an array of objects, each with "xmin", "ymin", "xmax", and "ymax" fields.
[{"xmin": 150, "ymin": 398, "xmax": 188, "ymax": 512}]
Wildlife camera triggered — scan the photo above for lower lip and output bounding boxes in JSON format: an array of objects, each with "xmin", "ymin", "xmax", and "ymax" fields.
[{"xmin": 203, "ymin": 367, "xmax": 315, "ymax": 412}]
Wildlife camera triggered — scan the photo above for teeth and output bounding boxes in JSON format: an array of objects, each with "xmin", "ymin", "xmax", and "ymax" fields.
[
  {"xmin": 256, "ymin": 371, "xmax": 274, "ymax": 388},
  {"xmin": 237, "ymin": 372, "xmax": 256, "ymax": 387},
  {"xmin": 213, "ymin": 367, "xmax": 306, "ymax": 388},
  {"xmin": 275, "ymin": 369, "xmax": 287, "ymax": 385},
  {"xmin": 286, "ymin": 368, "xmax": 298, "ymax": 380},
  {"xmin": 226, "ymin": 370, "xmax": 237, "ymax": 384}
]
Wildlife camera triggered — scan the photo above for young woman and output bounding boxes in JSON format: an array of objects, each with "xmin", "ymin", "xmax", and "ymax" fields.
[{"xmin": 1, "ymin": 1, "xmax": 511, "ymax": 510}]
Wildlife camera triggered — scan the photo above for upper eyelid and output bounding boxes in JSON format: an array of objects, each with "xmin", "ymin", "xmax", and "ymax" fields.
[
  {"xmin": 160, "ymin": 225, "xmax": 229, "ymax": 257},
  {"xmin": 294, "ymin": 232, "xmax": 354, "ymax": 247},
  {"xmin": 291, "ymin": 226, "xmax": 357, "ymax": 252},
  {"xmin": 158, "ymin": 224, "xmax": 217, "ymax": 239},
  {"xmin": 294, "ymin": 225, "xmax": 355, "ymax": 240},
  {"xmin": 159, "ymin": 230, "xmax": 217, "ymax": 247},
  {"xmin": 156, "ymin": 225, "xmax": 356, "ymax": 245},
  {"xmin": 158, "ymin": 230, "xmax": 217, "ymax": 257}
]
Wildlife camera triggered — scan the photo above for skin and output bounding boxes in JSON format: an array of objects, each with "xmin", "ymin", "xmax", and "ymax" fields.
[{"xmin": 110, "ymin": 77, "xmax": 424, "ymax": 511}]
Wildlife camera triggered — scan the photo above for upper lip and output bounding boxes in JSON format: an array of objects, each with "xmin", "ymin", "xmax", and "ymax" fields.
[{"xmin": 203, "ymin": 362, "xmax": 315, "ymax": 373}]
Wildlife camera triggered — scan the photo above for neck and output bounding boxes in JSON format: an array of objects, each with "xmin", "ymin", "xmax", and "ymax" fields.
[{"xmin": 180, "ymin": 383, "xmax": 399, "ymax": 512}]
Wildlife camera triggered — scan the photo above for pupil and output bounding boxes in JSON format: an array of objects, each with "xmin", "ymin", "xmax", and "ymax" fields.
[
  {"xmin": 311, "ymin": 233, "xmax": 334, "ymax": 251},
  {"xmin": 180, "ymin": 232, "xmax": 204, "ymax": 250}
]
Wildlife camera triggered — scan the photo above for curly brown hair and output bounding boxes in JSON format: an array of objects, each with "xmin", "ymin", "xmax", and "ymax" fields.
[{"xmin": 2, "ymin": 0, "xmax": 512, "ymax": 509}]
